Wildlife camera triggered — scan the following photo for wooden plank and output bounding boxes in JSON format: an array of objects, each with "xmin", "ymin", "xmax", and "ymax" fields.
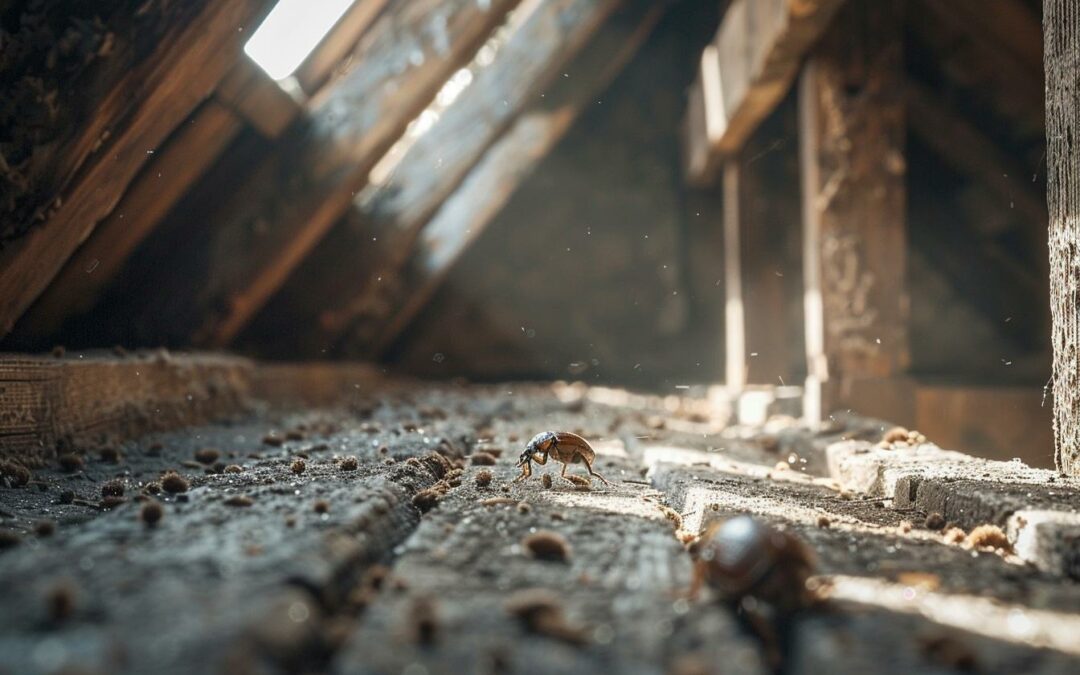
[
  {"xmin": 234, "ymin": 0, "xmax": 632, "ymax": 352},
  {"xmin": 170, "ymin": 0, "xmax": 519, "ymax": 348},
  {"xmin": 345, "ymin": 3, "xmax": 667, "ymax": 357},
  {"xmin": 294, "ymin": 0, "xmax": 393, "ymax": 96},
  {"xmin": 798, "ymin": 0, "xmax": 908, "ymax": 422},
  {"xmin": 723, "ymin": 161, "xmax": 747, "ymax": 393},
  {"xmin": 0, "ymin": 0, "xmax": 275, "ymax": 339},
  {"xmin": 0, "ymin": 351, "xmax": 251, "ymax": 465},
  {"xmin": 216, "ymin": 56, "xmax": 302, "ymax": 138},
  {"xmin": 13, "ymin": 101, "xmax": 244, "ymax": 339},
  {"xmin": 683, "ymin": 0, "xmax": 846, "ymax": 184}
]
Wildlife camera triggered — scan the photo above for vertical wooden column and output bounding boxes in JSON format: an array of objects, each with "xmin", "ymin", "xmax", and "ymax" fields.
[
  {"xmin": 723, "ymin": 160, "xmax": 747, "ymax": 394},
  {"xmin": 798, "ymin": 0, "xmax": 909, "ymax": 422}
]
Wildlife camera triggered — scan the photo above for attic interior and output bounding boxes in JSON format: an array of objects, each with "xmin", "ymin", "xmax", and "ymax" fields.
[{"xmin": 2, "ymin": 1, "xmax": 1080, "ymax": 674}]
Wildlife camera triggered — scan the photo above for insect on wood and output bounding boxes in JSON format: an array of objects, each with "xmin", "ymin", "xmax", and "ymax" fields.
[{"xmin": 515, "ymin": 431, "xmax": 610, "ymax": 486}]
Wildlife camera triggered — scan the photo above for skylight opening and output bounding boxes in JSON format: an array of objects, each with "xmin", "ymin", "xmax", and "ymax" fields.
[{"xmin": 244, "ymin": 0, "xmax": 356, "ymax": 81}]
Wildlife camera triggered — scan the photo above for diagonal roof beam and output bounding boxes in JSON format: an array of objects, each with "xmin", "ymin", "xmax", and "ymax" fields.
[
  {"xmin": 179, "ymin": 0, "xmax": 521, "ymax": 347},
  {"xmin": 0, "ymin": 0, "xmax": 276, "ymax": 339},
  {"xmin": 251, "ymin": 0, "xmax": 637, "ymax": 355},
  {"xmin": 347, "ymin": 0, "xmax": 667, "ymax": 358}
]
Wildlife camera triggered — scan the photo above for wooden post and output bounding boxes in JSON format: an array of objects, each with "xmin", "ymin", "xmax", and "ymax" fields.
[
  {"xmin": 797, "ymin": 0, "xmax": 909, "ymax": 422},
  {"xmin": 723, "ymin": 161, "xmax": 746, "ymax": 394},
  {"xmin": 1045, "ymin": 0, "xmax": 1080, "ymax": 476}
]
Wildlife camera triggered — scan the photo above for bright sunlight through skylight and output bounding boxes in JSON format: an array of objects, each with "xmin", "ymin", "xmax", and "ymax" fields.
[{"xmin": 244, "ymin": 0, "xmax": 356, "ymax": 81}]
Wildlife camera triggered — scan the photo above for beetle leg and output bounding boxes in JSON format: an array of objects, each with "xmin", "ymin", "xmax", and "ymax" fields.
[
  {"xmin": 582, "ymin": 455, "xmax": 610, "ymax": 486},
  {"xmin": 514, "ymin": 460, "xmax": 531, "ymax": 482}
]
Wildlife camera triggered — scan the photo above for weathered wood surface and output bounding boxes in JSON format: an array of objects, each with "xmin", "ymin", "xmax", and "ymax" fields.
[
  {"xmin": 2, "ymin": 381, "xmax": 1079, "ymax": 674},
  {"xmin": 0, "ymin": 352, "xmax": 252, "ymax": 465},
  {"xmin": 798, "ymin": 0, "xmax": 908, "ymax": 421},
  {"xmin": 215, "ymin": 56, "xmax": 302, "ymax": 138},
  {"xmin": 14, "ymin": 101, "xmax": 244, "ymax": 340},
  {"xmin": 294, "ymin": 0, "xmax": 394, "ymax": 96},
  {"xmin": 683, "ymin": 0, "xmax": 846, "ymax": 185},
  {"xmin": 342, "ymin": 2, "xmax": 666, "ymax": 358},
  {"xmin": 239, "ymin": 0, "xmax": 660, "ymax": 359},
  {"xmin": 170, "ymin": 0, "xmax": 521, "ymax": 348},
  {"xmin": 0, "ymin": 0, "xmax": 275, "ymax": 339}
]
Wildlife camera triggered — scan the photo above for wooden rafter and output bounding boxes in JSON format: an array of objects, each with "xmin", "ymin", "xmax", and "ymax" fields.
[
  {"xmin": 14, "ymin": 101, "xmax": 244, "ymax": 340},
  {"xmin": 0, "ymin": 0, "xmax": 275, "ymax": 339},
  {"xmin": 353, "ymin": 1, "xmax": 667, "ymax": 358},
  {"xmin": 215, "ymin": 57, "xmax": 302, "ymax": 139},
  {"xmin": 171, "ymin": 0, "xmax": 521, "ymax": 348},
  {"xmin": 294, "ymin": 0, "xmax": 393, "ymax": 96},
  {"xmin": 262, "ymin": 0, "xmax": 639, "ymax": 356},
  {"xmin": 683, "ymin": 0, "xmax": 846, "ymax": 185}
]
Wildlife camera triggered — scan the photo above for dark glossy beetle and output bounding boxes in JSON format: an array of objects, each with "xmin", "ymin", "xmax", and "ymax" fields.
[
  {"xmin": 690, "ymin": 515, "xmax": 816, "ymax": 612},
  {"xmin": 515, "ymin": 431, "xmax": 610, "ymax": 486}
]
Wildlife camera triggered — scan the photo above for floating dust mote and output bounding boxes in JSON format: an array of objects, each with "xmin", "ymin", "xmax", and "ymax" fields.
[
  {"xmin": 475, "ymin": 469, "xmax": 493, "ymax": 487},
  {"xmin": 194, "ymin": 447, "xmax": 220, "ymax": 465},
  {"xmin": 101, "ymin": 479, "xmax": 124, "ymax": 497},
  {"xmin": 965, "ymin": 524, "xmax": 1012, "ymax": 552},
  {"xmin": 522, "ymin": 530, "xmax": 571, "ymax": 562},
  {"xmin": 291, "ymin": 459, "xmax": 306, "ymax": 475},
  {"xmin": 541, "ymin": 473, "xmax": 553, "ymax": 489},
  {"xmin": 924, "ymin": 512, "xmax": 946, "ymax": 530},
  {"xmin": 339, "ymin": 456, "xmax": 359, "ymax": 471},
  {"xmin": 224, "ymin": 495, "xmax": 254, "ymax": 507},
  {"xmin": 470, "ymin": 452, "xmax": 497, "ymax": 466},
  {"xmin": 313, "ymin": 499, "xmax": 329, "ymax": 514},
  {"xmin": 504, "ymin": 589, "xmax": 588, "ymax": 646},
  {"xmin": 161, "ymin": 472, "xmax": 189, "ymax": 494}
]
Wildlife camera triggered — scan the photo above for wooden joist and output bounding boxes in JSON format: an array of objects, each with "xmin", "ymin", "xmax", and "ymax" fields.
[
  {"xmin": 14, "ymin": 101, "xmax": 244, "ymax": 339},
  {"xmin": 270, "ymin": 0, "xmax": 637, "ymax": 355},
  {"xmin": 798, "ymin": 0, "xmax": 908, "ymax": 422},
  {"xmin": 683, "ymin": 0, "xmax": 846, "ymax": 185},
  {"xmin": 339, "ymin": 1, "xmax": 668, "ymax": 357},
  {"xmin": 179, "ymin": 0, "xmax": 521, "ymax": 348},
  {"xmin": 0, "ymin": 0, "xmax": 275, "ymax": 339}
]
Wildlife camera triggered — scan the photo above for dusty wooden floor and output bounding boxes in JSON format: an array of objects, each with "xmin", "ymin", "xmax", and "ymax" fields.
[{"xmin": 1, "ymin": 380, "xmax": 1079, "ymax": 674}]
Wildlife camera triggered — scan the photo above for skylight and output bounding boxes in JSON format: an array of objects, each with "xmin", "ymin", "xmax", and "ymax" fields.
[{"xmin": 244, "ymin": 0, "xmax": 356, "ymax": 81}]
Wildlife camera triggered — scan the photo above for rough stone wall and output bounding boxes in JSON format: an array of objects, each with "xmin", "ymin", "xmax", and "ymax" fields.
[{"xmin": 1045, "ymin": 0, "xmax": 1080, "ymax": 475}]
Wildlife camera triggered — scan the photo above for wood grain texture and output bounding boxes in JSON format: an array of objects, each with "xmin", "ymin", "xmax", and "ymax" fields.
[
  {"xmin": 798, "ymin": 0, "xmax": 908, "ymax": 419},
  {"xmin": 294, "ymin": 0, "xmax": 393, "ymax": 96},
  {"xmin": 13, "ymin": 101, "xmax": 244, "ymax": 340},
  {"xmin": 187, "ymin": 0, "xmax": 521, "ymax": 348},
  {"xmin": 0, "ymin": 0, "xmax": 275, "ymax": 339},
  {"xmin": 683, "ymin": 0, "xmax": 846, "ymax": 185}
]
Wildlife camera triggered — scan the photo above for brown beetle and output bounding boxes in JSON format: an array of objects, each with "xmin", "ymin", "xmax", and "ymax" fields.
[
  {"xmin": 690, "ymin": 515, "xmax": 816, "ymax": 612},
  {"xmin": 515, "ymin": 431, "xmax": 610, "ymax": 486}
]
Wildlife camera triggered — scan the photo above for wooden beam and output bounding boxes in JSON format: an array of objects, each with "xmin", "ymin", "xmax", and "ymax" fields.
[
  {"xmin": 216, "ymin": 56, "xmax": 302, "ymax": 138},
  {"xmin": 723, "ymin": 161, "xmax": 747, "ymax": 393},
  {"xmin": 683, "ymin": 0, "xmax": 846, "ymax": 185},
  {"xmin": 0, "ymin": 0, "xmax": 274, "ymax": 339},
  {"xmin": 906, "ymin": 79, "xmax": 1047, "ymax": 230},
  {"xmin": 13, "ymin": 101, "xmax": 244, "ymax": 340},
  {"xmin": 798, "ymin": 0, "xmax": 908, "ymax": 422},
  {"xmin": 294, "ymin": 0, "xmax": 393, "ymax": 96},
  {"xmin": 273, "ymin": 0, "xmax": 637, "ymax": 354},
  {"xmin": 182, "ymin": 0, "xmax": 520, "ymax": 348},
  {"xmin": 353, "ymin": 3, "xmax": 666, "ymax": 357}
]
